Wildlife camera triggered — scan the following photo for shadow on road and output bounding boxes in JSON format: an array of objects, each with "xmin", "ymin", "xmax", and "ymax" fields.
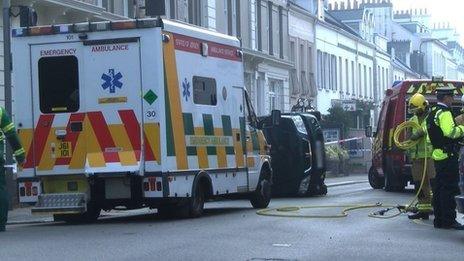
[{"xmin": 38, "ymin": 206, "xmax": 252, "ymax": 227}]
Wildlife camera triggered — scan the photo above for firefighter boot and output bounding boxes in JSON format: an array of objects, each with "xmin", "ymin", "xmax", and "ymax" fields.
[{"xmin": 408, "ymin": 212, "xmax": 429, "ymax": 220}]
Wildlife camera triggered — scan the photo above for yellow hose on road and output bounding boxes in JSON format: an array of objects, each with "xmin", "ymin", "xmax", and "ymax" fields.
[{"xmin": 257, "ymin": 119, "xmax": 429, "ymax": 219}]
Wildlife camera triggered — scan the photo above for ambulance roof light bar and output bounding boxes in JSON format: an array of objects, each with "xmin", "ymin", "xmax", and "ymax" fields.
[{"xmin": 12, "ymin": 18, "xmax": 162, "ymax": 37}]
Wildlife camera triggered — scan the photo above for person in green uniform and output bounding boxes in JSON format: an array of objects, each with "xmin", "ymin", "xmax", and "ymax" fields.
[
  {"xmin": 407, "ymin": 93, "xmax": 435, "ymax": 220},
  {"xmin": 427, "ymin": 87, "xmax": 464, "ymax": 230},
  {"xmin": 0, "ymin": 107, "xmax": 25, "ymax": 232}
]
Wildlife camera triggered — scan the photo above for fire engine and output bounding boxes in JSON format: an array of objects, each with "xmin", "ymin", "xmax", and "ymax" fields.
[
  {"xmin": 368, "ymin": 78, "xmax": 464, "ymax": 191},
  {"xmin": 12, "ymin": 18, "xmax": 273, "ymax": 221}
]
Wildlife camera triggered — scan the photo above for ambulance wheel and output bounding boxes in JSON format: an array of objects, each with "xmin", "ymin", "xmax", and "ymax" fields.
[
  {"xmin": 250, "ymin": 167, "xmax": 272, "ymax": 209},
  {"xmin": 188, "ymin": 181, "xmax": 206, "ymax": 218},
  {"xmin": 368, "ymin": 166, "xmax": 384, "ymax": 189}
]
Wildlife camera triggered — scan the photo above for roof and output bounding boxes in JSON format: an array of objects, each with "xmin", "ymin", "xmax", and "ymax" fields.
[
  {"xmin": 328, "ymin": 9, "xmax": 365, "ymax": 22},
  {"xmin": 324, "ymin": 10, "xmax": 361, "ymax": 38}
]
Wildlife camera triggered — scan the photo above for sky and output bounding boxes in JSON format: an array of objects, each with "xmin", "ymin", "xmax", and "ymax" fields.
[
  {"xmin": 392, "ymin": 0, "xmax": 464, "ymax": 43},
  {"xmin": 329, "ymin": 0, "xmax": 464, "ymax": 44}
]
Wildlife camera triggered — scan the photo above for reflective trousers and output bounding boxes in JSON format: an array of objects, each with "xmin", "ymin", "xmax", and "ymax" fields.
[
  {"xmin": 433, "ymin": 156, "xmax": 460, "ymax": 227},
  {"xmin": 411, "ymin": 158, "xmax": 435, "ymax": 213}
]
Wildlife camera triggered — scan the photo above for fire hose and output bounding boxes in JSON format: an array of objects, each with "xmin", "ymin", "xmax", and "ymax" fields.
[{"xmin": 257, "ymin": 120, "xmax": 426, "ymax": 219}]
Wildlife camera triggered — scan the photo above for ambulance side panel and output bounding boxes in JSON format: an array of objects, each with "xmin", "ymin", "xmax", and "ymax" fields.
[{"xmin": 159, "ymin": 27, "xmax": 255, "ymax": 198}]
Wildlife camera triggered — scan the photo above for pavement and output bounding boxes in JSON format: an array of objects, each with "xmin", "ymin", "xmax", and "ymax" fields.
[
  {"xmin": 6, "ymin": 174, "xmax": 369, "ymax": 225},
  {"xmin": 1, "ymin": 175, "xmax": 463, "ymax": 261}
]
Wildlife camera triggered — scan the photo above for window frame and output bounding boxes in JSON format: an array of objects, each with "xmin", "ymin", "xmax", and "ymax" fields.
[{"xmin": 38, "ymin": 55, "xmax": 80, "ymax": 114}]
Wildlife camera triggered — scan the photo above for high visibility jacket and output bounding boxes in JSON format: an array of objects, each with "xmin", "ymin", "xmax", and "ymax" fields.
[
  {"xmin": 0, "ymin": 107, "xmax": 25, "ymax": 164},
  {"xmin": 408, "ymin": 115, "xmax": 433, "ymax": 159},
  {"xmin": 427, "ymin": 104, "xmax": 464, "ymax": 161}
]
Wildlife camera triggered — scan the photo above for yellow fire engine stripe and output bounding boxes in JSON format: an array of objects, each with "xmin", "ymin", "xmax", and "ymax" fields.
[
  {"xmin": 164, "ymin": 32, "xmax": 188, "ymax": 170},
  {"xmin": 214, "ymin": 128, "xmax": 228, "ymax": 168},
  {"xmin": 18, "ymin": 129, "xmax": 33, "ymax": 160},
  {"xmin": 144, "ymin": 123, "xmax": 161, "ymax": 165},
  {"xmin": 84, "ymin": 116, "xmax": 106, "ymax": 168},
  {"xmin": 232, "ymin": 129, "xmax": 244, "ymax": 168},
  {"xmin": 194, "ymin": 127, "xmax": 209, "ymax": 169},
  {"xmin": 37, "ymin": 128, "xmax": 57, "ymax": 171},
  {"xmin": 108, "ymin": 125, "xmax": 137, "ymax": 166}
]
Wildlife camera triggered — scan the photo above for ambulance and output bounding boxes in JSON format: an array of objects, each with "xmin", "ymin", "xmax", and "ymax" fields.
[
  {"xmin": 12, "ymin": 18, "xmax": 272, "ymax": 220},
  {"xmin": 368, "ymin": 78, "xmax": 464, "ymax": 191}
]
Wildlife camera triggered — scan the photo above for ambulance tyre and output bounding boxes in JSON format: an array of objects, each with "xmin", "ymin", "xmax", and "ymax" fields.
[
  {"xmin": 250, "ymin": 165, "xmax": 272, "ymax": 209},
  {"xmin": 368, "ymin": 166, "xmax": 384, "ymax": 189},
  {"xmin": 187, "ymin": 180, "xmax": 206, "ymax": 218}
]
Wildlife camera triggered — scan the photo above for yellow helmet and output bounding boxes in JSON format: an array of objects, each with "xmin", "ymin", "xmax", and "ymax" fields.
[{"xmin": 408, "ymin": 93, "xmax": 428, "ymax": 114}]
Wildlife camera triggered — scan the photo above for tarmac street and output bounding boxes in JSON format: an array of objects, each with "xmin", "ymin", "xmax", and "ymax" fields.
[{"xmin": 1, "ymin": 175, "xmax": 463, "ymax": 261}]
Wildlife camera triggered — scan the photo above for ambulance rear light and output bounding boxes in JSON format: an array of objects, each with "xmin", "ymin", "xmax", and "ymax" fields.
[
  {"xmin": 12, "ymin": 28, "xmax": 27, "ymax": 37},
  {"xmin": 91, "ymin": 22, "xmax": 110, "ymax": 31},
  {"xmin": 136, "ymin": 19, "xmax": 159, "ymax": 28},
  {"xmin": 111, "ymin": 20, "xmax": 137, "ymax": 30},
  {"xmin": 53, "ymin": 24, "xmax": 73, "ymax": 34},
  {"xmin": 29, "ymin": 26, "xmax": 54, "ymax": 36},
  {"xmin": 73, "ymin": 22, "xmax": 91, "ymax": 33}
]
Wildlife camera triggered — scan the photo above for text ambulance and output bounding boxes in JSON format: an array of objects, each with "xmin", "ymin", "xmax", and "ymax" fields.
[{"xmin": 12, "ymin": 18, "xmax": 272, "ymax": 220}]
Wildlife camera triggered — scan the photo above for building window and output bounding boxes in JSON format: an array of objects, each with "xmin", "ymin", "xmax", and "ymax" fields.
[
  {"xmin": 278, "ymin": 6, "xmax": 284, "ymax": 59},
  {"xmin": 38, "ymin": 56, "xmax": 79, "ymax": 114},
  {"xmin": 269, "ymin": 80, "xmax": 282, "ymax": 111},
  {"xmin": 250, "ymin": 0, "xmax": 257, "ymax": 50},
  {"xmin": 351, "ymin": 61, "xmax": 355, "ymax": 95},
  {"xmin": 193, "ymin": 76, "xmax": 217, "ymax": 106},
  {"xmin": 236, "ymin": 0, "xmax": 241, "ymax": 38},
  {"xmin": 369, "ymin": 67, "xmax": 372, "ymax": 98},
  {"xmin": 188, "ymin": 0, "xmax": 203, "ymax": 26},
  {"xmin": 268, "ymin": 1, "xmax": 273, "ymax": 55},
  {"xmin": 345, "ymin": 59, "xmax": 349, "ymax": 94},
  {"xmin": 339, "ymin": 56, "xmax": 343, "ymax": 93},
  {"xmin": 290, "ymin": 41, "xmax": 295, "ymax": 63},
  {"xmin": 358, "ymin": 63, "xmax": 362, "ymax": 97},
  {"xmin": 300, "ymin": 44, "xmax": 305, "ymax": 72},
  {"xmin": 227, "ymin": 0, "xmax": 233, "ymax": 35},
  {"xmin": 169, "ymin": 0, "xmax": 176, "ymax": 19},
  {"xmin": 308, "ymin": 47, "xmax": 313, "ymax": 74},
  {"xmin": 363, "ymin": 65, "xmax": 367, "ymax": 98},
  {"xmin": 386, "ymin": 68, "xmax": 389, "ymax": 88},
  {"xmin": 332, "ymin": 55, "xmax": 337, "ymax": 91},
  {"xmin": 317, "ymin": 50, "xmax": 322, "ymax": 89},
  {"xmin": 257, "ymin": 0, "xmax": 262, "ymax": 51}
]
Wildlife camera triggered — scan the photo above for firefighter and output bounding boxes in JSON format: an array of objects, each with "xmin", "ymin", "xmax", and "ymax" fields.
[
  {"xmin": 0, "ymin": 107, "xmax": 25, "ymax": 232},
  {"xmin": 407, "ymin": 93, "xmax": 435, "ymax": 220},
  {"xmin": 427, "ymin": 87, "xmax": 464, "ymax": 230}
]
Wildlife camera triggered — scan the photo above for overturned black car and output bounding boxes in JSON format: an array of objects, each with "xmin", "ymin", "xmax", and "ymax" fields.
[{"xmin": 260, "ymin": 111, "xmax": 327, "ymax": 197}]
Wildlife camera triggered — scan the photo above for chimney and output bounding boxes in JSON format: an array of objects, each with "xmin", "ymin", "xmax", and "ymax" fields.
[
  {"xmin": 347, "ymin": 0, "xmax": 352, "ymax": 9},
  {"xmin": 341, "ymin": 1, "xmax": 345, "ymax": 10},
  {"xmin": 317, "ymin": 0, "xmax": 325, "ymax": 20},
  {"xmin": 354, "ymin": 0, "xmax": 358, "ymax": 9},
  {"xmin": 328, "ymin": 3, "xmax": 332, "ymax": 10},
  {"xmin": 335, "ymin": 2, "xmax": 339, "ymax": 10}
]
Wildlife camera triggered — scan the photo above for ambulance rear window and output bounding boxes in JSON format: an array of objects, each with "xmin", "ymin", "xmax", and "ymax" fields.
[{"xmin": 38, "ymin": 56, "xmax": 79, "ymax": 113}]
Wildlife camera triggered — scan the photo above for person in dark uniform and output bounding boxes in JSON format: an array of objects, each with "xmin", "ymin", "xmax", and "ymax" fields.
[
  {"xmin": 0, "ymin": 107, "xmax": 25, "ymax": 232},
  {"xmin": 427, "ymin": 87, "xmax": 464, "ymax": 230}
]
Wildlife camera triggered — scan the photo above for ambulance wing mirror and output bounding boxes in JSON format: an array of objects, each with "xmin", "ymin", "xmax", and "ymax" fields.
[
  {"xmin": 271, "ymin": 110, "xmax": 281, "ymax": 126},
  {"xmin": 365, "ymin": 126, "xmax": 373, "ymax": 138}
]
